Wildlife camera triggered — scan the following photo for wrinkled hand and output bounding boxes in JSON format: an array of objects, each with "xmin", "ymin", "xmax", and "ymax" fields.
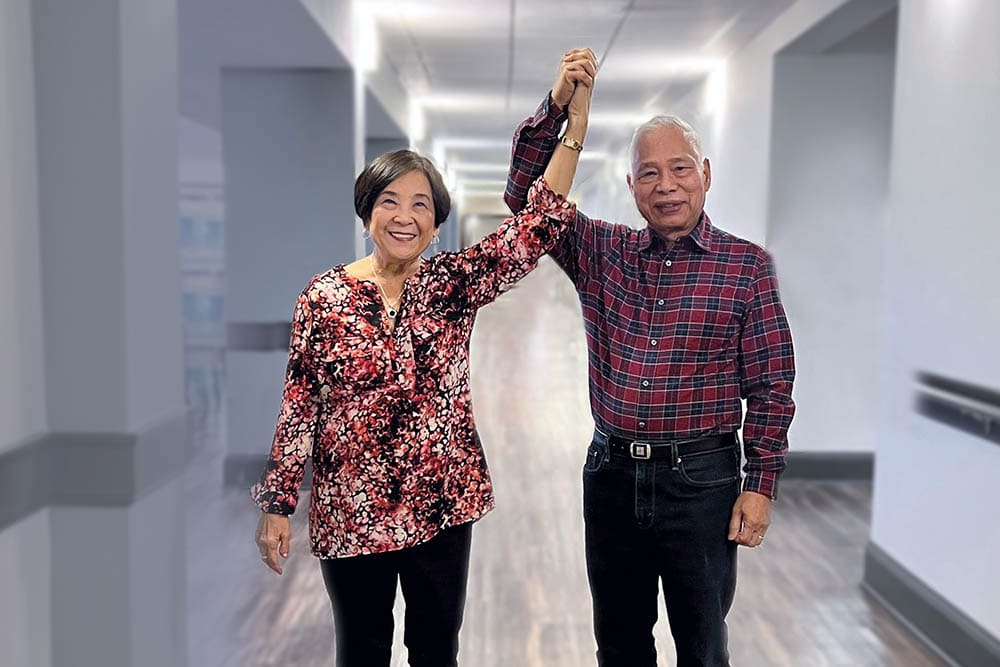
[
  {"xmin": 552, "ymin": 48, "xmax": 597, "ymax": 109},
  {"xmin": 728, "ymin": 491, "xmax": 772, "ymax": 548},
  {"xmin": 255, "ymin": 512, "xmax": 291, "ymax": 574}
]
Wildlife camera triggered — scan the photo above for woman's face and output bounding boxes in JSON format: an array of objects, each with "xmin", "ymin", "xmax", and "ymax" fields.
[{"xmin": 366, "ymin": 170, "xmax": 439, "ymax": 264}]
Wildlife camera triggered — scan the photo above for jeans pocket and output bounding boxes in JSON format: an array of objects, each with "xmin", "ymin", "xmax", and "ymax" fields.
[
  {"xmin": 677, "ymin": 445, "xmax": 739, "ymax": 487},
  {"xmin": 583, "ymin": 440, "xmax": 609, "ymax": 473}
]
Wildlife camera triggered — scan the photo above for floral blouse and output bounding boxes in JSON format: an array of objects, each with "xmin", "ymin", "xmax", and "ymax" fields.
[{"xmin": 251, "ymin": 178, "xmax": 576, "ymax": 558}]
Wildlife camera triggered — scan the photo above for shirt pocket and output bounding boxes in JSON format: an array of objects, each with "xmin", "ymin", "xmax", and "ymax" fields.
[
  {"xmin": 316, "ymin": 335, "xmax": 388, "ymax": 390},
  {"xmin": 676, "ymin": 284, "xmax": 741, "ymax": 354},
  {"xmin": 410, "ymin": 306, "xmax": 462, "ymax": 369}
]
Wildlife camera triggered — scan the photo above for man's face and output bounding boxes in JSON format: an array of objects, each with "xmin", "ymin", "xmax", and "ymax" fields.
[{"xmin": 627, "ymin": 125, "xmax": 711, "ymax": 242}]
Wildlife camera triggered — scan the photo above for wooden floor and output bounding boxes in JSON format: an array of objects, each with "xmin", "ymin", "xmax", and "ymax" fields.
[{"xmin": 185, "ymin": 257, "xmax": 948, "ymax": 667}]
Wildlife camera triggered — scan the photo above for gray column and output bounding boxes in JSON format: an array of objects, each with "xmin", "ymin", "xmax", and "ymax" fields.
[
  {"xmin": 221, "ymin": 68, "xmax": 359, "ymax": 484},
  {"xmin": 366, "ymin": 136, "xmax": 409, "ymax": 164},
  {"xmin": 31, "ymin": 1, "xmax": 189, "ymax": 665}
]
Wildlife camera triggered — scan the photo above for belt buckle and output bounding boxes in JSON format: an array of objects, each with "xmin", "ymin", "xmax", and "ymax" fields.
[{"xmin": 629, "ymin": 441, "xmax": 652, "ymax": 460}]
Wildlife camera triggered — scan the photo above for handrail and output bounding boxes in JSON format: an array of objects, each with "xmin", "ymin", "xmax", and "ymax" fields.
[{"xmin": 914, "ymin": 372, "xmax": 1000, "ymax": 445}]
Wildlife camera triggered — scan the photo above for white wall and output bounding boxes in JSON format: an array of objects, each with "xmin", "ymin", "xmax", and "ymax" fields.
[
  {"xmin": 120, "ymin": 0, "xmax": 186, "ymax": 431},
  {"xmin": 33, "ymin": 0, "xmax": 129, "ymax": 432},
  {"xmin": 0, "ymin": 0, "xmax": 46, "ymax": 451},
  {"xmin": 700, "ymin": 0, "xmax": 895, "ymax": 245},
  {"xmin": 222, "ymin": 68, "xmax": 358, "ymax": 459},
  {"xmin": 222, "ymin": 68, "xmax": 357, "ymax": 323},
  {"xmin": 179, "ymin": 115, "xmax": 224, "ymax": 186},
  {"xmin": 767, "ymin": 51, "xmax": 895, "ymax": 453},
  {"xmin": 33, "ymin": 0, "xmax": 185, "ymax": 433},
  {"xmin": 872, "ymin": 0, "xmax": 1000, "ymax": 637}
]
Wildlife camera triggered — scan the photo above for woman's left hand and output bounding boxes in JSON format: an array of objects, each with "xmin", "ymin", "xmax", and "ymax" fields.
[
  {"xmin": 566, "ymin": 76, "xmax": 593, "ymax": 130},
  {"xmin": 255, "ymin": 512, "xmax": 291, "ymax": 574}
]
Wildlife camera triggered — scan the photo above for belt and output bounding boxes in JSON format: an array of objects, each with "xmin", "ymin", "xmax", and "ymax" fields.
[{"xmin": 597, "ymin": 429, "xmax": 737, "ymax": 461}]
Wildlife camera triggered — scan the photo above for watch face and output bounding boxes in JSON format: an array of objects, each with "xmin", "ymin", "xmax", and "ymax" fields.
[{"xmin": 560, "ymin": 135, "xmax": 583, "ymax": 152}]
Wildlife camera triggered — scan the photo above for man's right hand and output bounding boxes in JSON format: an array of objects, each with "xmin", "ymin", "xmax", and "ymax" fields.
[{"xmin": 552, "ymin": 48, "xmax": 598, "ymax": 109}]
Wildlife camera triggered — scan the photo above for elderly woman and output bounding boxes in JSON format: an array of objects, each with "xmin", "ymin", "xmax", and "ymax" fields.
[{"xmin": 251, "ymin": 58, "xmax": 594, "ymax": 666}]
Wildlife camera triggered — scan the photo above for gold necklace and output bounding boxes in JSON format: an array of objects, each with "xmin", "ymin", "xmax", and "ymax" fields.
[{"xmin": 369, "ymin": 255, "xmax": 401, "ymax": 318}]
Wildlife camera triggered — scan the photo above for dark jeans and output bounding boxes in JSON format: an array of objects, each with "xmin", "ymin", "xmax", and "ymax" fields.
[
  {"xmin": 319, "ymin": 522, "xmax": 473, "ymax": 667},
  {"xmin": 583, "ymin": 430, "xmax": 740, "ymax": 667}
]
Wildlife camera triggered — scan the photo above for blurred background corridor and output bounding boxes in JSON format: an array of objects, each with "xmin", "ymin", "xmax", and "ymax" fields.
[{"xmin": 1, "ymin": 1, "xmax": 998, "ymax": 665}]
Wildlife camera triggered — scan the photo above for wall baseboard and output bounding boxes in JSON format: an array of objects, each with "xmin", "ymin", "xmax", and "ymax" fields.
[
  {"xmin": 225, "ymin": 454, "xmax": 312, "ymax": 491},
  {"xmin": 222, "ymin": 450, "xmax": 871, "ymax": 491},
  {"xmin": 782, "ymin": 451, "xmax": 873, "ymax": 481},
  {"xmin": 863, "ymin": 542, "xmax": 1000, "ymax": 667}
]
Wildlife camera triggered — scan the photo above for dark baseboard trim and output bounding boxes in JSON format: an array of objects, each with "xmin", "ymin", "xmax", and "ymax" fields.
[
  {"xmin": 224, "ymin": 453, "xmax": 312, "ymax": 491},
  {"xmin": 863, "ymin": 542, "xmax": 1000, "ymax": 667},
  {"xmin": 227, "ymin": 321, "xmax": 292, "ymax": 351},
  {"xmin": 781, "ymin": 451, "xmax": 873, "ymax": 481},
  {"xmin": 224, "ymin": 454, "xmax": 267, "ymax": 489},
  {"xmin": 221, "ymin": 451, "xmax": 865, "ymax": 491},
  {"xmin": 0, "ymin": 409, "xmax": 192, "ymax": 531}
]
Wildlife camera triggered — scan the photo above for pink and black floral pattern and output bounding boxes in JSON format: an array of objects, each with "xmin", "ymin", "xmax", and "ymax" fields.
[{"xmin": 252, "ymin": 178, "xmax": 576, "ymax": 558}]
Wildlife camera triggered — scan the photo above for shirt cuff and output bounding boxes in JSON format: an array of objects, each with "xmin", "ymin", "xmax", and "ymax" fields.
[
  {"xmin": 743, "ymin": 470, "xmax": 779, "ymax": 501},
  {"xmin": 545, "ymin": 91, "xmax": 569, "ymax": 121},
  {"xmin": 527, "ymin": 92, "xmax": 568, "ymax": 138},
  {"xmin": 251, "ymin": 483, "xmax": 296, "ymax": 515}
]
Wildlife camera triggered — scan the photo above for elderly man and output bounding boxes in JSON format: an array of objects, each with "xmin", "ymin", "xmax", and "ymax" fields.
[{"xmin": 505, "ymin": 49, "xmax": 796, "ymax": 667}]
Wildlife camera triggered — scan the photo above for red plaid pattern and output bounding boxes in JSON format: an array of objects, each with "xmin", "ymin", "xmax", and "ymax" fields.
[{"xmin": 505, "ymin": 95, "xmax": 796, "ymax": 499}]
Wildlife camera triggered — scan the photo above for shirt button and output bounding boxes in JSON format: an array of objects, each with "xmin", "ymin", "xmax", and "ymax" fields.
[
  {"xmin": 638, "ymin": 422, "xmax": 646, "ymax": 428},
  {"xmin": 642, "ymin": 380, "xmax": 650, "ymax": 387},
  {"xmin": 665, "ymin": 259, "xmax": 673, "ymax": 267},
  {"xmin": 657, "ymin": 299, "xmax": 665, "ymax": 305},
  {"xmin": 650, "ymin": 340, "xmax": 658, "ymax": 346}
]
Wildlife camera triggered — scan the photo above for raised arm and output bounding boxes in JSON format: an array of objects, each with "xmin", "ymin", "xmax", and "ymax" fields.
[
  {"xmin": 436, "ymin": 58, "xmax": 594, "ymax": 310},
  {"xmin": 432, "ymin": 65, "xmax": 594, "ymax": 311},
  {"xmin": 505, "ymin": 49, "xmax": 597, "ymax": 214},
  {"xmin": 541, "ymin": 49, "xmax": 594, "ymax": 195}
]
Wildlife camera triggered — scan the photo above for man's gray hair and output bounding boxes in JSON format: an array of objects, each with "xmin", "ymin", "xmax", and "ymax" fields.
[{"xmin": 628, "ymin": 115, "xmax": 704, "ymax": 170}]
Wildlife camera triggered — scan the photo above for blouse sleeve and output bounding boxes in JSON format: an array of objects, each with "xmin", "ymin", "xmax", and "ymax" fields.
[
  {"xmin": 440, "ymin": 176, "xmax": 577, "ymax": 311},
  {"xmin": 250, "ymin": 285, "xmax": 321, "ymax": 515}
]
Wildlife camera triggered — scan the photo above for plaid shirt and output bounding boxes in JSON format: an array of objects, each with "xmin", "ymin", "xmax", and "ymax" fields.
[{"xmin": 505, "ymin": 95, "xmax": 795, "ymax": 499}]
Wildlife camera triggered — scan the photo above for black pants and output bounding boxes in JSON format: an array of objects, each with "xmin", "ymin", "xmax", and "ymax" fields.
[
  {"xmin": 583, "ymin": 430, "xmax": 740, "ymax": 667},
  {"xmin": 319, "ymin": 522, "xmax": 473, "ymax": 667}
]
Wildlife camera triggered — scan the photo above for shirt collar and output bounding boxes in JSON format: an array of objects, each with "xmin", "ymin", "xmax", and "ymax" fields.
[{"xmin": 637, "ymin": 212, "xmax": 714, "ymax": 254}]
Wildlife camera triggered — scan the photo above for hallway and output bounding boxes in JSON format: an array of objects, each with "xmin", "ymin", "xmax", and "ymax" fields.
[{"xmin": 186, "ymin": 256, "xmax": 946, "ymax": 667}]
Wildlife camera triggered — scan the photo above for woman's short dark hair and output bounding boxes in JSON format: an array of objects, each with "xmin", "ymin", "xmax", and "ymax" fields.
[{"xmin": 354, "ymin": 150, "xmax": 451, "ymax": 227}]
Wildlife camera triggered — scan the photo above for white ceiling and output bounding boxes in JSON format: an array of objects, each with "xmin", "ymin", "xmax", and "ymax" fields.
[
  {"xmin": 357, "ymin": 0, "xmax": 797, "ymax": 204},
  {"xmin": 179, "ymin": 0, "xmax": 801, "ymax": 210}
]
